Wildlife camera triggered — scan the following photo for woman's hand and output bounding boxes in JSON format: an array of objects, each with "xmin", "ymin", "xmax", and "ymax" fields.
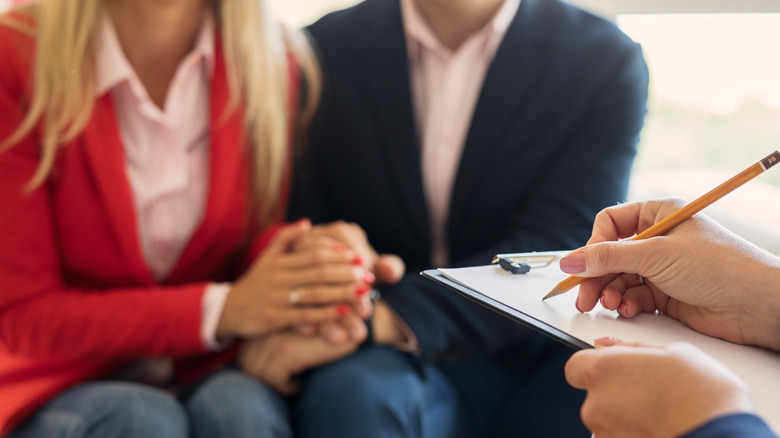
[
  {"xmin": 299, "ymin": 221, "xmax": 405, "ymax": 285},
  {"xmin": 565, "ymin": 339, "xmax": 754, "ymax": 438},
  {"xmin": 216, "ymin": 220, "xmax": 374, "ymax": 338},
  {"xmin": 291, "ymin": 221, "xmax": 407, "ymax": 345},
  {"xmin": 560, "ymin": 199, "xmax": 780, "ymax": 351}
]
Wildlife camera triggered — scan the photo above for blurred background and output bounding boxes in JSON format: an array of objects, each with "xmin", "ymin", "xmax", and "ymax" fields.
[
  {"xmin": 3, "ymin": 0, "xmax": 780, "ymax": 252},
  {"xmin": 269, "ymin": 0, "xmax": 780, "ymax": 254}
]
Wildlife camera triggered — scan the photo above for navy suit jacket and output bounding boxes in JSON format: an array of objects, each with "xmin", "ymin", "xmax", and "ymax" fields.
[
  {"xmin": 686, "ymin": 414, "xmax": 776, "ymax": 438},
  {"xmin": 290, "ymin": 0, "xmax": 649, "ymax": 361}
]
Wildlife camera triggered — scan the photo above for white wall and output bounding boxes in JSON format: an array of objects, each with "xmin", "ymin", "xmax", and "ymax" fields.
[{"xmin": 567, "ymin": 0, "xmax": 780, "ymax": 20}]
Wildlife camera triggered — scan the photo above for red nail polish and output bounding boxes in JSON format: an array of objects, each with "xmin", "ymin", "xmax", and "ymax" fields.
[
  {"xmin": 364, "ymin": 271, "xmax": 375, "ymax": 284},
  {"xmin": 352, "ymin": 255, "xmax": 364, "ymax": 266},
  {"xmin": 356, "ymin": 285, "xmax": 370, "ymax": 296},
  {"xmin": 337, "ymin": 305, "xmax": 349, "ymax": 316}
]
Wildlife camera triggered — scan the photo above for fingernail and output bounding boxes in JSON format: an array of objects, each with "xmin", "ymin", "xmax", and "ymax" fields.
[
  {"xmin": 356, "ymin": 285, "xmax": 370, "ymax": 296},
  {"xmin": 618, "ymin": 303, "xmax": 628, "ymax": 317},
  {"xmin": 575, "ymin": 297, "xmax": 583, "ymax": 313},
  {"xmin": 594, "ymin": 336, "xmax": 622, "ymax": 347},
  {"xmin": 352, "ymin": 255, "xmax": 364, "ymax": 266},
  {"xmin": 337, "ymin": 305, "xmax": 349, "ymax": 316},
  {"xmin": 364, "ymin": 271, "xmax": 375, "ymax": 284},
  {"xmin": 332, "ymin": 245, "xmax": 348, "ymax": 253},
  {"xmin": 560, "ymin": 253, "xmax": 586, "ymax": 274}
]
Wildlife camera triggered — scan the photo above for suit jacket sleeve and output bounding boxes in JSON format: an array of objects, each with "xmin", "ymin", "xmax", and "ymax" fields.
[{"xmin": 683, "ymin": 414, "xmax": 777, "ymax": 438}]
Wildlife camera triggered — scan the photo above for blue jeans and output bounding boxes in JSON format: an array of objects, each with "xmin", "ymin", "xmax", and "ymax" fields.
[
  {"xmin": 437, "ymin": 336, "xmax": 590, "ymax": 437},
  {"xmin": 294, "ymin": 346, "xmax": 465, "ymax": 438},
  {"xmin": 184, "ymin": 367, "xmax": 291, "ymax": 438},
  {"xmin": 8, "ymin": 369, "xmax": 290, "ymax": 438}
]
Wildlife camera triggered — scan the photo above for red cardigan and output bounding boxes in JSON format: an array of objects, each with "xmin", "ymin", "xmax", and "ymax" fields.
[{"xmin": 0, "ymin": 18, "xmax": 296, "ymax": 435}]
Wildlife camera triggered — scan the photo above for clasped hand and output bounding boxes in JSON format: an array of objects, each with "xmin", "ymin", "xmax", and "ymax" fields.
[{"xmin": 222, "ymin": 220, "xmax": 404, "ymax": 394}]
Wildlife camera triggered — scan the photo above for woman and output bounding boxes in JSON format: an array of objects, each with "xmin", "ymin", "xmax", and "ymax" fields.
[{"xmin": 0, "ymin": 0, "xmax": 374, "ymax": 436}]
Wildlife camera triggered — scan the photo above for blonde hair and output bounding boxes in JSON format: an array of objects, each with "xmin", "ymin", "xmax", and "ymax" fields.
[{"xmin": 0, "ymin": 0, "xmax": 320, "ymax": 230}]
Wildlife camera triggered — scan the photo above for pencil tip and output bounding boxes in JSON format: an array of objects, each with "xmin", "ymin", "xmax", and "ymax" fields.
[{"xmin": 542, "ymin": 288, "xmax": 559, "ymax": 301}]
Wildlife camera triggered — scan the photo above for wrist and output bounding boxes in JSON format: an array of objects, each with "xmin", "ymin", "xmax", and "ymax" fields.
[
  {"xmin": 372, "ymin": 300, "xmax": 407, "ymax": 345},
  {"xmin": 215, "ymin": 282, "xmax": 243, "ymax": 338},
  {"xmin": 741, "ymin": 262, "xmax": 780, "ymax": 352}
]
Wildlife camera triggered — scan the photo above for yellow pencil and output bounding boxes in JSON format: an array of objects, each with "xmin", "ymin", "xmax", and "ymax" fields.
[{"xmin": 543, "ymin": 150, "xmax": 780, "ymax": 301}]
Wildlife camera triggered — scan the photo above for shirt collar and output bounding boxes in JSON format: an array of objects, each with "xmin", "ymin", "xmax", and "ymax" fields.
[
  {"xmin": 401, "ymin": 0, "xmax": 521, "ymax": 60},
  {"xmin": 96, "ymin": 11, "xmax": 216, "ymax": 97}
]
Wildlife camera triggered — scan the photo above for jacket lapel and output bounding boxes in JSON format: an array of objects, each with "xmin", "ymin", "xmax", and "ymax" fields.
[
  {"xmin": 83, "ymin": 95, "xmax": 155, "ymax": 285},
  {"xmin": 449, "ymin": 0, "xmax": 551, "ymax": 225},
  {"xmin": 170, "ymin": 37, "xmax": 249, "ymax": 279},
  {"xmin": 355, "ymin": 0, "xmax": 430, "ymax": 246}
]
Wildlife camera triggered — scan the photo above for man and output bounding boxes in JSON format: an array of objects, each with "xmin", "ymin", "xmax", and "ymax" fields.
[{"xmin": 289, "ymin": 0, "xmax": 649, "ymax": 436}]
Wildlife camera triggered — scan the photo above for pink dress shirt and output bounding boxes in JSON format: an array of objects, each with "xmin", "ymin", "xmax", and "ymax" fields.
[
  {"xmin": 96, "ymin": 12, "xmax": 228, "ymax": 354},
  {"xmin": 401, "ymin": 0, "xmax": 521, "ymax": 267}
]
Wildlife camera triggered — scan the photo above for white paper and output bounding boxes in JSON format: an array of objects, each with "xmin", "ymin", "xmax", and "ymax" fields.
[{"xmin": 438, "ymin": 252, "xmax": 780, "ymax": 433}]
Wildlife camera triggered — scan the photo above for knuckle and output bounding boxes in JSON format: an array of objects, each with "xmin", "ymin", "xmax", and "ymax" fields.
[
  {"xmin": 332, "ymin": 220, "xmax": 349, "ymax": 233},
  {"xmin": 316, "ymin": 265, "xmax": 335, "ymax": 280},
  {"xmin": 303, "ymin": 286, "xmax": 319, "ymax": 302},
  {"xmin": 351, "ymin": 266, "xmax": 365, "ymax": 281},
  {"xmin": 593, "ymin": 242, "xmax": 616, "ymax": 269},
  {"xmin": 309, "ymin": 250, "xmax": 327, "ymax": 264},
  {"xmin": 594, "ymin": 208, "xmax": 611, "ymax": 223},
  {"xmin": 300, "ymin": 310, "xmax": 319, "ymax": 324}
]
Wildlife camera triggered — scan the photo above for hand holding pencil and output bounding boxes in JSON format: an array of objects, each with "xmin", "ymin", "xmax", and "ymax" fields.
[
  {"xmin": 543, "ymin": 153, "xmax": 780, "ymax": 352},
  {"xmin": 545, "ymin": 150, "xmax": 780, "ymax": 300}
]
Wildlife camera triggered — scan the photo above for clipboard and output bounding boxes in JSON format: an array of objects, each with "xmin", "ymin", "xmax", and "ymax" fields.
[
  {"xmin": 421, "ymin": 250, "xmax": 780, "ymax": 434},
  {"xmin": 420, "ymin": 268, "xmax": 589, "ymax": 350}
]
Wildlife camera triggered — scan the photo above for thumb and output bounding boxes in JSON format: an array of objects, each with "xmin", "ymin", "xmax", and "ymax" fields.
[
  {"xmin": 561, "ymin": 240, "xmax": 653, "ymax": 278},
  {"xmin": 563, "ymin": 348, "xmax": 598, "ymax": 390},
  {"xmin": 264, "ymin": 219, "xmax": 312, "ymax": 256},
  {"xmin": 374, "ymin": 254, "xmax": 405, "ymax": 284}
]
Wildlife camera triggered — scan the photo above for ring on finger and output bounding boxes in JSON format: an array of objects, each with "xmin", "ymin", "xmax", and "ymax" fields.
[{"xmin": 289, "ymin": 288, "xmax": 303, "ymax": 305}]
